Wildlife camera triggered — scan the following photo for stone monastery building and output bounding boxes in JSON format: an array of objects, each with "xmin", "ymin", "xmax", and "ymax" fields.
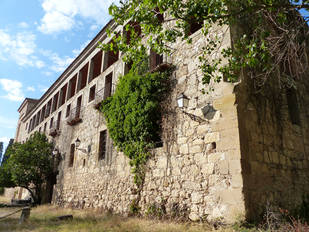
[{"xmin": 14, "ymin": 17, "xmax": 309, "ymax": 222}]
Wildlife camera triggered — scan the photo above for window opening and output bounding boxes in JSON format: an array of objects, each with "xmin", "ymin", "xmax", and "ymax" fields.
[
  {"xmin": 59, "ymin": 84, "xmax": 67, "ymax": 107},
  {"xmin": 57, "ymin": 111, "xmax": 61, "ymax": 130},
  {"xmin": 52, "ymin": 92, "xmax": 59, "ymax": 113},
  {"xmin": 89, "ymin": 50, "xmax": 102, "ymax": 83},
  {"xmin": 67, "ymin": 75, "xmax": 77, "ymax": 100},
  {"xmin": 40, "ymin": 106, "xmax": 46, "ymax": 122},
  {"xmin": 77, "ymin": 63, "xmax": 89, "ymax": 91},
  {"xmin": 98, "ymin": 130, "xmax": 107, "ymax": 160},
  {"xmin": 46, "ymin": 100, "xmax": 52, "ymax": 117},
  {"xmin": 66, "ymin": 104, "xmax": 71, "ymax": 118},
  {"xmin": 150, "ymin": 49, "xmax": 163, "ymax": 70},
  {"xmin": 50, "ymin": 117, "xmax": 54, "ymax": 129},
  {"xmin": 103, "ymin": 41, "xmax": 119, "ymax": 71},
  {"xmin": 89, "ymin": 85, "xmax": 96, "ymax": 102},
  {"xmin": 69, "ymin": 143, "xmax": 75, "ymax": 167},
  {"xmin": 76, "ymin": 95, "xmax": 82, "ymax": 118},
  {"xmin": 104, "ymin": 73, "xmax": 113, "ymax": 100}
]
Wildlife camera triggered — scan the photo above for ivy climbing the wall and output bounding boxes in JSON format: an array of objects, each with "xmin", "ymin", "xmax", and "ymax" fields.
[{"xmin": 100, "ymin": 67, "xmax": 171, "ymax": 189}]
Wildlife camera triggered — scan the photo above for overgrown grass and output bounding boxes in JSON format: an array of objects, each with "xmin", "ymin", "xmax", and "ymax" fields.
[
  {"xmin": 0, "ymin": 195, "xmax": 11, "ymax": 204},
  {"xmin": 0, "ymin": 205, "xmax": 234, "ymax": 232}
]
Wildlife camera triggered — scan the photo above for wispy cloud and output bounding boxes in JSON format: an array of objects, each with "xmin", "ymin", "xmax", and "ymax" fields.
[
  {"xmin": 40, "ymin": 49, "xmax": 74, "ymax": 73},
  {"xmin": 0, "ymin": 137, "xmax": 10, "ymax": 144},
  {"xmin": 26, "ymin": 86, "xmax": 35, "ymax": 92},
  {"xmin": 38, "ymin": 0, "xmax": 117, "ymax": 34},
  {"xmin": 0, "ymin": 29, "xmax": 45, "ymax": 68},
  {"xmin": 18, "ymin": 22, "xmax": 29, "ymax": 29},
  {"xmin": 0, "ymin": 79, "xmax": 24, "ymax": 102}
]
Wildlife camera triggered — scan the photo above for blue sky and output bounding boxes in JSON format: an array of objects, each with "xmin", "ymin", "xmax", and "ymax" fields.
[{"xmin": 0, "ymin": 0, "xmax": 116, "ymax": 150}]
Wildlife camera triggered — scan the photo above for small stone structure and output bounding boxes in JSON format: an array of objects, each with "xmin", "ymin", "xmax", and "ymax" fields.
[{"xmin": 13, "ymin": 18, "xmax": 309, "ymax": 223}]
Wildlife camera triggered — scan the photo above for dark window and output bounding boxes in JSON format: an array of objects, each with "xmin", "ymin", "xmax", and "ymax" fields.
[
  {"xmin": 69, "ymin": 143, "xmax": 75, "ymax": 167},
  {"xmin": 40, "ymin": 106, "xmax": 46, "ymax": 122},
  {"xmin": 188, "ymin": 19, "xmax": 203, "ymax": 35},
  {"xmin": 36, "ymin": 111, "xmax": 40, "ymax": 126},
  {"xmin": 52, "ymin": 92, "xmax": 59, "ymax": 113},
  {"xmin": 76, "ymin": 95, "xmax": 82, "ymax": 118},
  {"xmin": 39, "ymin": 127, "xmax": 41, "ymax": 133},
  {"xmin": 286, "ymin": 88, "xmax": 301, "ymax": 125},
  {"xmin": 150, "ymin": 49, "xmax": 163, "ymax": 70},
  {"xmin": 32, "ymin": 115, "xmax": 36, "ymax": 129},
  {"xmin": 67, "ymin": 75, "xmax": 77, "ymax": 100},
  {"xmin": 50, "ymin": 117, "xmax": 54, "ymax": 129},
  {"xmin": 59, "ymin": 84, "xmax": 67, "ymax": 107},
  {"xmin": 89, "ymin": 85, "xmax": 96, "ymax": 102},
  {"xmin": 103, "ymin": 42, "xmax": 119, "ymax": 71},
  {"xmin": 125, "ymin": 22, "xmax": 141, "ymax": 45},
  {"xmin": 154, "ymin": 7, "xmax": 164, "ymax": 23},
  {"xmin": 66, "ymin": 104, "xmax": 71, "ymax": 118},
  {"xmin": 46, "ymin": 100, "xmax": 52, "ymax": 117},
  {"xmin": 89, "ymin": 51, "xmax": 102, "ymax": 83},
  {"xmin": 57, "ymin": 111, "xmax": 61, "ymax": 129},
  {"xmin": 104, "ymin": 73, "xmax": 113, "ymax": 100},
  {"xmin": 77, "ymin": 63, "xmax": 89, "ymax": 91},
  {"xmin": 98, "ymin": 130, "xmax": 107, "ymax": 160},
  {"xmin": 28, "ymin": 120, "xmax": 31, "ymax": 133},
  {"xmin": 44, "ymin": 122, "xmax": 47, "ymax": 132},
  {"xmin": 124, "ymin": 61, "xmax": 132, "ymax": 75}
]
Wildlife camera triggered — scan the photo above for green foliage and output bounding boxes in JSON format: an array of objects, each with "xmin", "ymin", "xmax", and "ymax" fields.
[
  {"xmin": 0, "ymin": 132, "xmax": 54, "ymax": 204},
  {"xmin": 106, "ymin": 0, "xmax": 309, "ymax": 91},
  {"xmin": 146, "ymin": 202, "xmax": 166, "ymax": 219},
  {"xmin": 101, "ymin": 68, "xmax": 170, "ymax": 187},
  {"xmin": 129, "ymin": 199, "xmax": 141, "ymax": 216}
]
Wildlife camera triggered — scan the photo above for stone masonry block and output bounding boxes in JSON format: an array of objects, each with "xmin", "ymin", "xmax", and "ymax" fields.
[
  {"xmin": 213, "ymin": 94, "xmax": 236, "ymax": 111},
  {"xmin": 208, "ymin": 153, "xmax": 225, "ymax": 163},
  {"xmin": 229, "ymin": 160, "xmax": 241, "ymax": 174},
  {"xmin": 179, "ymin": 144, "xmax": 189, "ymax": 154},
  {"xmin": 204, "ymin": 132, "xmax": 220, "ymax": 144},
  {"xmin": 231, "ymin": 174, "xmax": 243, "ymax": 188},
  {"xmin": 218, "ymin": 188, "xmax": 244, "ymax": 205},
  {"xmin": 201, "ymin": 163, "xmax": 214, "ymax": 175},
  {"xmin": 219, "ymin": 160, "xmax": 229, "ymax": 175},
  {"xmin": 190, "ymin": 145, "xmax": 202, "ymax": 154},
  {"xmin": 197, "ymin": 124, "xmax": 209, "ymax": 135}
]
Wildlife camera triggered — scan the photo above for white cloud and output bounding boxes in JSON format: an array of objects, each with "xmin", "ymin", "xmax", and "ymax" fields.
[
  {"xmin": 0, "ymin": 137, "xmax": 10, "ymax": 144},
  {"xmin": 0, "ymin": 79, "xmax": 24, "ymax": 102},
  {"xmin": 38, "ymin": 85, "xmax": 49, "ymax": 92},
  {"xmin": 26, "ymin": 86, "xmax": 35, "ymax": 92},
  {"xmin": 90, "ymin": 24, "xmax": 99, "ymax": 31},
  {"xmin": 40, "ymin": 49, "xmax": 74, "ymax": 73},
  {"xmin": 0, "ymin": 29, "xmax": 45, "ymax": 68},
  {"xmin": 18, "ymin": 22, "xmax": 29, "ymax": 29},
  {"xmin": 42, "ymin": 71, "xmax": 53, "ymax": 76},
  {"xmin": 38, "ymin": 0, "xmax": 117, "ymax": 34}
]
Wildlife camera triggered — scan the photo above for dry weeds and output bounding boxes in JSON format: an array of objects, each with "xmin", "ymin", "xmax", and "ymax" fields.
[{"xmin": 0, "ymin": 205, "xmax": 234, "ymax": 232}]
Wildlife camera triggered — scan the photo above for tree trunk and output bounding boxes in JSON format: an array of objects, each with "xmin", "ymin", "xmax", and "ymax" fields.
[{"xmin": 21, "ymin": 185, "xmax": 37, "ymax": 204}]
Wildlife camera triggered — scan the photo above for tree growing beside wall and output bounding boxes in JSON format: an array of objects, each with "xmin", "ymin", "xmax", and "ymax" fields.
[
  {"xmin": 105, "ymin": 0, "xmax": 309, "ymax": 91},
  {"xmin": 0, "ymin": 132, "xmax": 54, "ymax": 204}
]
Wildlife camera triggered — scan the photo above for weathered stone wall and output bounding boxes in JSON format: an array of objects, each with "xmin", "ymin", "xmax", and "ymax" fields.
[
  {"xmin": 52, "ymin": 27, "xmax": 246, "ymax": 223},
  {"xmin": 236, "ymin": 77, "xmax": 309, "ymax": 220}
]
